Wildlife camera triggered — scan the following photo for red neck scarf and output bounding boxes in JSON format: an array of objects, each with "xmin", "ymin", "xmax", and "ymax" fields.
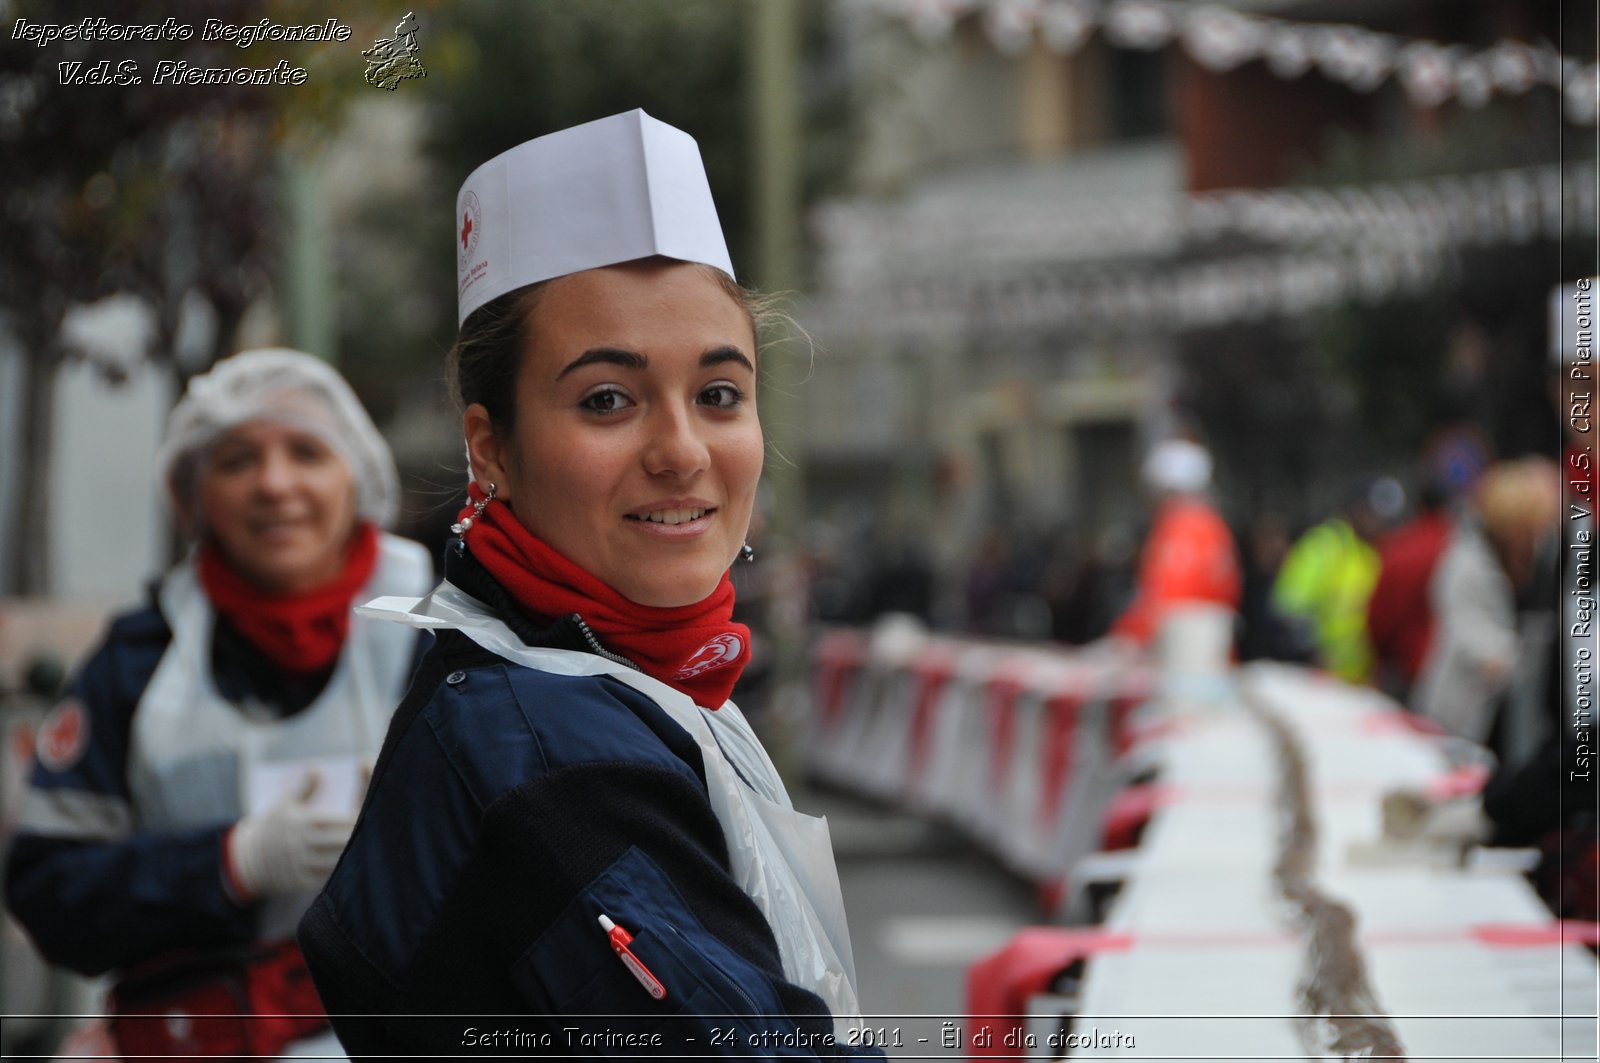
[
  {"xmin": 198, "ymin": 523, "xmax": 380, "ymax": 675},
  {"xmin": 459, "ymin": 486, "xmax": 750, "ymax": 709}
]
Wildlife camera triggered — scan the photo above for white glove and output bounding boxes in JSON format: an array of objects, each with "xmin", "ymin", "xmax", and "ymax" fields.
[{"xmin": 225, "ymin": 774, "xmax": 356, "ymax": 900}]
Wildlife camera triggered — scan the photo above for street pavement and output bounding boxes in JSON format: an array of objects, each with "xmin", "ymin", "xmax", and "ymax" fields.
[{"xmin": 796, "ymin": 785, "xmax": 1045, "ymax": 1028}]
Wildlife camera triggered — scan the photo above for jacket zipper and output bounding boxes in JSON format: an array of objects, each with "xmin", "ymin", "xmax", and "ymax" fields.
[{"xmin": 568, "ymin": 614, "xmax": 643, "ymax": 673}]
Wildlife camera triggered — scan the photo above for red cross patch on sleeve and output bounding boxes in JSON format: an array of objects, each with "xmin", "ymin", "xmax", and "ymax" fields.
[{"xmin": 37, "ymin": 699, "xmax": 88, "ymax": 773}]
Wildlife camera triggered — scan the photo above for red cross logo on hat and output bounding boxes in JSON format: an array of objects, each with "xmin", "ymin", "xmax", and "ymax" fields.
[{"xmin": 458, "ymin": 190, "xmax": 482, "ymax": 267}]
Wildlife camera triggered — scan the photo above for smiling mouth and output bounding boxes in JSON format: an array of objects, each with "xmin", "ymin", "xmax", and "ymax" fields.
[{"xmin": 626, "ymin": 507, "xmax": 714, "ymax": 526}]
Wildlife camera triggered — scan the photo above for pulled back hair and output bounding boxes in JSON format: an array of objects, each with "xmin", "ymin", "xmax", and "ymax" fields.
[
  {"xmin": 446, "ymin": 260, "xmax": 783, "ymax": 437},
  {"xmin": 447, "ymin": 282, "xmax": 547, "ymax": 437}
]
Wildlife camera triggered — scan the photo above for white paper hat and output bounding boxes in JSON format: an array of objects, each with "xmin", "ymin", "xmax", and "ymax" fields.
[
  {"xmin": 455, "ymin": 109, "xmax": 735, "ymax": 325},
  {"xmin": 1549, "ymin": 277, "xmax": 1597, "ymax": 364},
  {"xmin": 1142, "ymin": 439, "xmax": 1213, "ymax": 494}
]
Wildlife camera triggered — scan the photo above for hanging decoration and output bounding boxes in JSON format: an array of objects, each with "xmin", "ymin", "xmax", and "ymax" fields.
[
  {"xmin": 861, "ymin": 0, "xmax": 1596, "ymax": 125},
  {"xmin": 1103, "ymin": 0, "xmax": 1176, "ymax": 51},
  {"xmin": 813, "ymin": 162, "xmax": 1597, "ymax": 336},
  {"xmin": 984, "ymin": 0, "xmax": 1044, "ymax": 55},
  {"xmin": 1039, "ymin": 0, "xmax": 1095, "ymax": 54},
  {"xmin": 1182, "ymin": 6, "xmax": 1263, "ymax": 74}
]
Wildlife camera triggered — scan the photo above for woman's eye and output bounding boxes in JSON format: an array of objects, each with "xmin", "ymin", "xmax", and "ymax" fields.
[
  {"xmin": 210, "ymin": 451, "xmax": 254, "ymax": 474},
  {"xmin": 699, "ymin": 384, "xmax": 744, "ymax": 409},
  {"xmin": 580, "ymin": 388, "xmax": 633, "ymax": 414},
  {"xmin": 291, "ymin": 440, "xmax": 333, "ymax": 464}
]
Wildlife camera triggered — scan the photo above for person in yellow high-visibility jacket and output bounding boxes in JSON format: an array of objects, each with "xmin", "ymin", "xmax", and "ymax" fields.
[{"xmin": 1272, "ymin": 500, "xmax": 1384, "ymax": 684}]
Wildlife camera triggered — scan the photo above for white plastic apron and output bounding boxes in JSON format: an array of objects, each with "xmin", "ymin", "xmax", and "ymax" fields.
[
  {"xmin": 358, "ymin": 581, "xmax": 865, "ymax": 1031},
  {"xmin": 128, "ymin": 534, "xmax": 433, "ymax": 941}
]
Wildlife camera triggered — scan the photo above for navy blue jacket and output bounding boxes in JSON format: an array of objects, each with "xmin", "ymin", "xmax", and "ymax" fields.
[
  {"xmin": 4, "ymin": 588, "xmax": 430, "ymax": 977},
  {"xmin": 299, "ymin": 547, "xmax": 877, "ymax": 1058}
]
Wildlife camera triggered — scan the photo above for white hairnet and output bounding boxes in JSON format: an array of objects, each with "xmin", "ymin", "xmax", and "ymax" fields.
[
  {"xmin": 157, "ymin": 348, "xmax": 399, "ymax": 530},
  {"xmin": 1142, "ymin": 439, "xmax": 1213, "ymax": 494}
]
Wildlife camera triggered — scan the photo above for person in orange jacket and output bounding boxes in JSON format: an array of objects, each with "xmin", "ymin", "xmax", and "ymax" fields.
[{"xmin": 1111, "ymin": 439, "xmax": 1241, "ymax": 646}]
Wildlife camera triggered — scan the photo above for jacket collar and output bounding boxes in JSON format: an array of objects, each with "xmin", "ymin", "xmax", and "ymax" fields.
[{"xmin": 443, "ymin": 540, "xmax": 610, "ymax": 658}]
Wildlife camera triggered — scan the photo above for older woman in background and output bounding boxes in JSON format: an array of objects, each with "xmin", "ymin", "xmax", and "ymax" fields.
[{"xmin": 5, "ymin": 348, "xmax": 431, "ymax": 1060}]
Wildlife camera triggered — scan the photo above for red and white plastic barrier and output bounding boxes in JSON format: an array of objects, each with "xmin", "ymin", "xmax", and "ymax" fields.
[{"xmin": 807, "ymin": 621, "xmax": 1156, "ymax": 881}]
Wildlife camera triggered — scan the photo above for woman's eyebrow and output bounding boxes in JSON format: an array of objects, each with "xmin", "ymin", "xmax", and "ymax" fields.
[
  {"xmin": 556, "ymin": 347, "xmax": 648, "ymax": 379},
  {"xmin": 702, "ymin": 346, "xmax": 755, "ymax": 373}
]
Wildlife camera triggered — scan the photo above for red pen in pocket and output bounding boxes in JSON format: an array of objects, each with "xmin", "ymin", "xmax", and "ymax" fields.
[{"xmin": 598, "ymin": 914, "xmax": 667, "ymax": 1001}]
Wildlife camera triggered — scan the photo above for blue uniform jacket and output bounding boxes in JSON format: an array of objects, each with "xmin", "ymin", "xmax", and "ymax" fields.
[
  {"xmin": 299, "ymin": 547, "xmax": 879, "ymax": 1059},
  {"xmin": 4, "ymin": 593, "xmax": 431, "ymax": 977}
]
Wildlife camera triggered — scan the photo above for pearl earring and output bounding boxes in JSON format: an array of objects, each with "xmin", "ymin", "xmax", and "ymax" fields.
[{"xmin": 452, "ymin": 482, "xmax": 496, "ymax": 535}]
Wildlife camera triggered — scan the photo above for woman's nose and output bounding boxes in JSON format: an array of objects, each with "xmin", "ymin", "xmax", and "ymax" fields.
[
  {"xmin": 643, "ymin": 404, "xmax": 711, "ymax": 479},
  {"xmin": 254, "ymin": 446, "xmax": 297, "ymax": 494}
]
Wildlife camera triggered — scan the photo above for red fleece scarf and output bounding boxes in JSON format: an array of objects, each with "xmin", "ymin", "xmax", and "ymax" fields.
[
  {"xmin": 459, "ymin": 484, "xmax": 750, "ymax": 709},
  {"xmin": 198, "ymin": 523, "xmax": 380, "ymax": 675}
]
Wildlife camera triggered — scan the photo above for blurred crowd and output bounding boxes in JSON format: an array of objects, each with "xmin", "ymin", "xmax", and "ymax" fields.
[
  {"xmin": 800, "ymin": 433, "xmax": 1561, "ymax": 711},
  {"xmin": 785, "ymin": 300, "xmax": 1591, "ymax": 924}
]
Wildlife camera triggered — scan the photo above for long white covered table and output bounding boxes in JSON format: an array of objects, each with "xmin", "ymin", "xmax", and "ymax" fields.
[{"xmin": 1068, "ymin": 663, "xmax": 1598, "ymax": 1061}]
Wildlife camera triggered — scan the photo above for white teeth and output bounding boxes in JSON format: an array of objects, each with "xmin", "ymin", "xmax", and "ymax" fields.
[{"xmin": 640, "ymin": 507, "xmax": 706, "ymax": 525}]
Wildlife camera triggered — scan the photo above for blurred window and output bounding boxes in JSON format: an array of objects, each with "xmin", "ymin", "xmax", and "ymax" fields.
[
  {"xmin": 980, "ymin": 431, "xmax": 1012, "ymax": 515},
  {"xmin": 1072, "ymin": 420, "xmax": 1140, "ymax": 529},
  {"xmin": 1107, "ymin": 49, "xmax": 1167, "ymax": 140}
]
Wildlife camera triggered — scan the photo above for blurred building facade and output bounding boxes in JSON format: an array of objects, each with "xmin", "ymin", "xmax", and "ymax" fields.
[
  {"xmin": 3, "ymin": 0, "xmax": 1592, "ymax": 645},
  {"xmin": 799, "ymin": 0, "xmax": 1593, "ymax": 624}
]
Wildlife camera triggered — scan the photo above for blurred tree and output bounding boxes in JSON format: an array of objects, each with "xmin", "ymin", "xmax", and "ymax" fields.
[
  {"xmin": 2, "ymin": 1, "xmax": 856, "ymax": 590},
  {"xmin": 1285, "ymin": 92, "xmax": 1588, "ymax": 474},
  {"xmin": 1308, "ymin": 291, "xmax": 1455, "ymax": 457},
  {"xmin": 1306, "ymin": 238, "xmax": 1573, "ymax": 465},
  {"xmin": 1173, "ymin": 314, "xmax": 1368, "ymax": 527},
  {"xmin": 1182, "ymin": 89, "xmax": 1589, "ymax": 519},
  {"xmin": 0, "ymin": 0, "xmax": 394, "ymax": 592}
]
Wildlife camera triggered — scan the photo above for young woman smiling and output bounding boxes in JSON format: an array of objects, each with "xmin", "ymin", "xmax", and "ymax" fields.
[
  {"xmin": 464, "ymin": 259, "xmax": 764, "ymax": 611},
  {"xmin": 299, "ymin": 111, "xmax": 875, "ymax": 1058}
]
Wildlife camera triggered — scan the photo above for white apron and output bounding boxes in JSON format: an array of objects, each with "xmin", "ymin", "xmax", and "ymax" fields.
[
  {"xmin": 128, "ymin": 533, "xmax": 433, "ymax": 941},
  {"xmin": 358, "ymin": 581, "xmax": 866, "ymax": 1032}
]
